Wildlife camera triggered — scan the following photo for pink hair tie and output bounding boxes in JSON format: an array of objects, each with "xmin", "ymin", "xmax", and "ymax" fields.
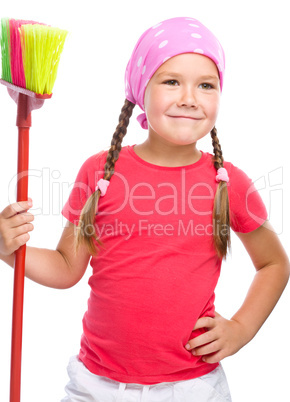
[
  {"xmin": 95, "ymin": 179, "xmax": 110, "ymax": 196},
  {"xmin": 216, "ymin": 167, "xmax": 229, "ymax": 183}
]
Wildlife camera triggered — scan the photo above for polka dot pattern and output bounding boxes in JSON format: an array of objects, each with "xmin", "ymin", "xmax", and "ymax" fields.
[
  {"xmin": 152, "ymin": 22, "xmax": 162, "ymax": 29},
  {"xmin": 125, "ymin": 16, "xmax": 225, "ymax": 129},
  {"xmin": 155, "ymin": 30, "xmax": 164, "ymax": 37},
  {"xmin": 159, "ymin": 40, "xmax": 168, "ymax": 48},
  {"xmin": 191, "ymin": 33, "xmax": 202, "ymax": 39}
]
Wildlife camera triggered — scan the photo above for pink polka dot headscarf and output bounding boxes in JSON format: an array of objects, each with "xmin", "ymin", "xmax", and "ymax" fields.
[{"xmin": 125, "ymin": 17, "xmax": 225, "ymax": 129}]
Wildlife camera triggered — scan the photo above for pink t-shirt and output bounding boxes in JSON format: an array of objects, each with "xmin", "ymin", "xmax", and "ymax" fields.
[{"xmin": 62, "ymin": 145, "xmax": 267, "ymax": 384}]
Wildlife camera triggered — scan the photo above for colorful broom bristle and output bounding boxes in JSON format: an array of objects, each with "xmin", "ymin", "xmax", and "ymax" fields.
[
  {"xmin": 9, "ymin": 19, "xmax": 40, "ymax": 88},
  {"xmin": 0, "ymin": 18, "xmax": 12, "ymax": 84},
  {"xmin": 0, "ymin": 18, "xmax": 68, "ymax": 95}
]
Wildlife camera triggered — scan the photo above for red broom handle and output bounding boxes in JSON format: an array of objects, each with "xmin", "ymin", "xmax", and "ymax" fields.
[{"xmin": 10, "ymin": 93, "xmax": 31, "ymax": 402}]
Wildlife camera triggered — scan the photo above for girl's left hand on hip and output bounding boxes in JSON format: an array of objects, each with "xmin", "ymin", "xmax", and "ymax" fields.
[{"xmin": 185, "ymin": 312, "xmax": 248, "ymax": 364}]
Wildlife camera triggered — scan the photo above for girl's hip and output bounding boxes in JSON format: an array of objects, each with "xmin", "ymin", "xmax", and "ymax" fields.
[{"xmin": 61, "ymin": 355, "xmax": 232, "ymax": 402}]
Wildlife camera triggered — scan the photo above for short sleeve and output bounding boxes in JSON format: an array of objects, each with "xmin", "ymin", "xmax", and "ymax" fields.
[
  {"xmin": 227, "ymin": 163, "xmax": 268, "ymax": 233},
  {"xmin": 61, "ymin": 151, "xmax": 107, "ymax": 225}
]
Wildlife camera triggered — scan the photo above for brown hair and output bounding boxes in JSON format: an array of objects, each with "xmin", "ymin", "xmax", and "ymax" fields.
[
  {"xmin": 75, "ymin": 99, "xmax": 135, "ymax": 255},
  {"xmin": 210, "ymin": 126, "xmax": 231, "ymax": 259},
  {"xmin": 75, "ymin": 104, "xmax": 230, "ymax": 259}
]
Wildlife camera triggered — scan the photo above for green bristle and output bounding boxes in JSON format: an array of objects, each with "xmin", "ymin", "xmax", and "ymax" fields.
[
  {"xmin": 21, "ymin": 24, "xmax": 68, "ymax": 94},
  {"xmin": 0, "ymin": 18, "xmax": 12, "ymax": 83}
]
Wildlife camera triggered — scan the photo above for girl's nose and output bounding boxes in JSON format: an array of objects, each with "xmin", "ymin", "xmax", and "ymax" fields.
[{"xmin": 178, "ymin": 86, "xmax": 198, "ymax": 108}]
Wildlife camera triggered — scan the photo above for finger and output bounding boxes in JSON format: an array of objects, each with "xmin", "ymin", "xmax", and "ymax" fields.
[
  {"xmin": 186, "ymin": 330, "xmax": 217, "ymax": 350},
  {"xmin": 202, "ymin": 350, "xmax": 224, "ymax": 364},
  {"xmin": 14, "ymin": 233, "xmax": 31, "ymax": 250},
  {"xmin": 193, "ymin": 316, "xmax": 215, "ymax": 331},
  {"xmin": 192, "ymin": 340, "xmax": 220, "ymax": 357},
  {"xmin": 12, "ymin": 223, "xmax": 34, "ymax": 238},
  {"xmin": 1, "ymin": 200, "xmax": 33, "ymax": 219},
  {"xmin": 1, "ymin": 232, "xmax": 31, "ymax": 255},
  {"xmin": 9, "ymin": 212, "xmax": 34, "ymax": 228}
]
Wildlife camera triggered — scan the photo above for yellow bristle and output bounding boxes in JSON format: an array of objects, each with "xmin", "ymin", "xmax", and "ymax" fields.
[{"xmin": 20, "ymin": 24, "xmax": 68, "ymax": 95}]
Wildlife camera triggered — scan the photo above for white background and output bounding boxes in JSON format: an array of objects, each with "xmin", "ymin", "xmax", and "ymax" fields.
[{"xmin": 0, "ymin": 0, "xmax": 289, "ymax": 401}]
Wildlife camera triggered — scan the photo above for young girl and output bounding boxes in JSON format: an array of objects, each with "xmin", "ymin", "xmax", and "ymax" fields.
[{"xmin": 0, "ymin": 16, "xmax": 289, "ymax": 402}]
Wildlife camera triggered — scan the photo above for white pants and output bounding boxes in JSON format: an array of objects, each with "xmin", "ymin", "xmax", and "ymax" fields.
[{"xmin": 61, "ymin": 356, "xmax": 232, "ymax": 402}]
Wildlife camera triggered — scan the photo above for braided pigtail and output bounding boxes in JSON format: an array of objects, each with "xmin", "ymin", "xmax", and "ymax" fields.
[
  {"xmin": 75, "ymin": 99, "xmax": 135, "ymax": 255},
  {"xmin": 210, "ymin": 126, "xmax": 231, "ymax": 259}
]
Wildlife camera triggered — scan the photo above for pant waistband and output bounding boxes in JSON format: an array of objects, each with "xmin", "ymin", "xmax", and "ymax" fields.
[{"xmin": 117, "ymin": 382, "xmax": 150, "ymax": 402}]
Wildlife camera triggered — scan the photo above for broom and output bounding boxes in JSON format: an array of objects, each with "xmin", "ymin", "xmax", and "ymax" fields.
[{"xmin": 0, "ymin": 18, "xmax": 68, "ymax": 402}]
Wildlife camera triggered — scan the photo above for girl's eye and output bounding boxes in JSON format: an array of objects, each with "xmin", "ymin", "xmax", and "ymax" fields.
[
  {"xmin": 164, "ymin": 80, "xmax": 179, "ymax": 86},
  {"xmin": 199, "ymin": 83, "xmax": 214, "ymax": 90}
]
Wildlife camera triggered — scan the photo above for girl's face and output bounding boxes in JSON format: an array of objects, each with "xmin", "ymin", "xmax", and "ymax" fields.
[{"xmin": 144, "ymin": 53, "xmax": 221, "ymax": 146}]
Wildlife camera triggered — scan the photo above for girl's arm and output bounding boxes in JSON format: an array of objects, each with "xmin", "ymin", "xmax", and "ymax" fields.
[
  {"xmin": 0, "ymin": 201, "xmax": 91, "ymax": 289},
  {"xmin": 229, "ymin": 220, "xmax": 289, "ymax": 342},
  {"xmin": 185, "ymin": 221, "xmax": 290, "ymax": 363},
  {"xmin": 28, "ymin": 222, "xmax": 90, "ymax": 289}
]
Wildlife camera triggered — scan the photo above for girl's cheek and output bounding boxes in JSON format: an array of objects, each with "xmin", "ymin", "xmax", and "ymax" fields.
[{"xmin": 206, "ymin": 96, "xmax": 220, "ymax": 117}]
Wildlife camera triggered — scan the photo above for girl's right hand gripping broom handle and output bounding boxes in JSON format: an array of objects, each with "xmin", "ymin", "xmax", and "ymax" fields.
[
  {"xmin": 10, "ymin": 93, "xmax": 31, "ymax": 402},
  {"xmin": 0, "ymin": 18, "xmax": 68, "ymax": 401}
]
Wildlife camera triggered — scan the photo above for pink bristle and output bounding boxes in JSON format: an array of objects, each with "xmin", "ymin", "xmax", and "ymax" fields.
[
  {"xmin": 8, "ymin": 19, "xmax": 45, "ymax": 89},
  {"xmin": 9, "ymin": 19, "xmax": 25, "ymax": 88}
]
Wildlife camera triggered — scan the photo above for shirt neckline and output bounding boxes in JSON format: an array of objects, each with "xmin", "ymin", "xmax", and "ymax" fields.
[{"xmin": 126, "ymin": 144, "xmax": 207, "ymax": 171}]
